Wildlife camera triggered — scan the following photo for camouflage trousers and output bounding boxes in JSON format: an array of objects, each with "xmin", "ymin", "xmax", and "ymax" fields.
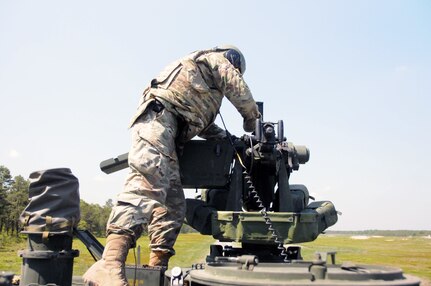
[{"xmin": 107, "ymin": 100, "xmax": 186, "ymax": 255}]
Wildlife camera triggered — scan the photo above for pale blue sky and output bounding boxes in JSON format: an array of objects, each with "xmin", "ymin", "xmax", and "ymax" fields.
[{"xmin": 1, "ymin": 1, "xmax": 430, "ymax": 230}]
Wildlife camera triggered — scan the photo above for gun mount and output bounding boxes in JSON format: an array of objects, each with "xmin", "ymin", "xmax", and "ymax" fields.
[
  {"xmin": 100, "ymin": 116, "xmax": 336, "ymax": 262},
  {"xmin": 180, "ymin": 126, "xmax": 338, "ymax": 262}
]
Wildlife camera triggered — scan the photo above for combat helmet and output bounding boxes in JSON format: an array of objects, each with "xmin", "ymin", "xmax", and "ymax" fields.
[{"xmin": 215, "ymin": 45, "xmax": 246, "ymax": 74}]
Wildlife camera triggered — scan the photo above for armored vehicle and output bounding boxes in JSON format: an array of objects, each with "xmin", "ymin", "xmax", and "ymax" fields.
[{"xmin": 2, "ymin": 103, "xmax": 422, "ymax": 286}]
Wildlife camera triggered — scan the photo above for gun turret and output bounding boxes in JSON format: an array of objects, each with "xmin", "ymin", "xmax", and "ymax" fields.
[{"xmin": 99, "ymin": 102, "xmax": 337, "ymax": 263}]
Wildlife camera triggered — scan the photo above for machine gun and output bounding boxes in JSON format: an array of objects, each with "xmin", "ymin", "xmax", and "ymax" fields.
[{"xmin": 100, "ymin": 103, "xmax": 338, "ymax": 263}]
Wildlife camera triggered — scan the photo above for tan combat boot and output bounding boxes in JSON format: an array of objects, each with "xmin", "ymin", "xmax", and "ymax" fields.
[
  {"xmin": 83, "ymin": 234, "xmax": 132, "ymax": 286},
  {"xmin": 149, "ymin": 251, "xmax": 171, "ymax": 268}
]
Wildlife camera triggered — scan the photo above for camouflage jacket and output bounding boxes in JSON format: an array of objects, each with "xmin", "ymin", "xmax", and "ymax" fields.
[{"xmin": 129, "ymin": 49, "xmax": 260, "ymax": 141}]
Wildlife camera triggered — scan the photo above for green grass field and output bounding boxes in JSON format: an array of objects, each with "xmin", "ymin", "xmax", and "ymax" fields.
[{"xmin": 1, "ymin": 233, "xmax": 430, "ymax": 284}]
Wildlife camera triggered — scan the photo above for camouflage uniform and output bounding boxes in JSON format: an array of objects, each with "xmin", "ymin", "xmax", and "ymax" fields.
[{"xmin": 107, "ymin": 49, "xmax": 260, "ymax": 256}]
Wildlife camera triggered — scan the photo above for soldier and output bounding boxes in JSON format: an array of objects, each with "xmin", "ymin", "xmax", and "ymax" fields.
[{"xmin": 83, "ymin": 45, "xmax": 261, "ymax": 285}]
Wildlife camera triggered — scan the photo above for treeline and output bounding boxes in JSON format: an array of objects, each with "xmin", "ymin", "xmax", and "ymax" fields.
[
  {"xmin": 78, "ymin": 199, "xmax": 113, "ymax": 236},
  {"xmin": 0, "ymin": 165, "xmax": 196, "ymax": 237},
  {"xmin": 0, "ymin": 166, "xmax": 29, "ymax": 235}
]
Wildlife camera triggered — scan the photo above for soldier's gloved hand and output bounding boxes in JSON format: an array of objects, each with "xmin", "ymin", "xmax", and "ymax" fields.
[
  {"xmin": 243, "ymin": 118, "xmax": 256, "ymax": 132},
  {"xmin": 243, "ymin": 112, "xmax": 261, "ymax": 132}
]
